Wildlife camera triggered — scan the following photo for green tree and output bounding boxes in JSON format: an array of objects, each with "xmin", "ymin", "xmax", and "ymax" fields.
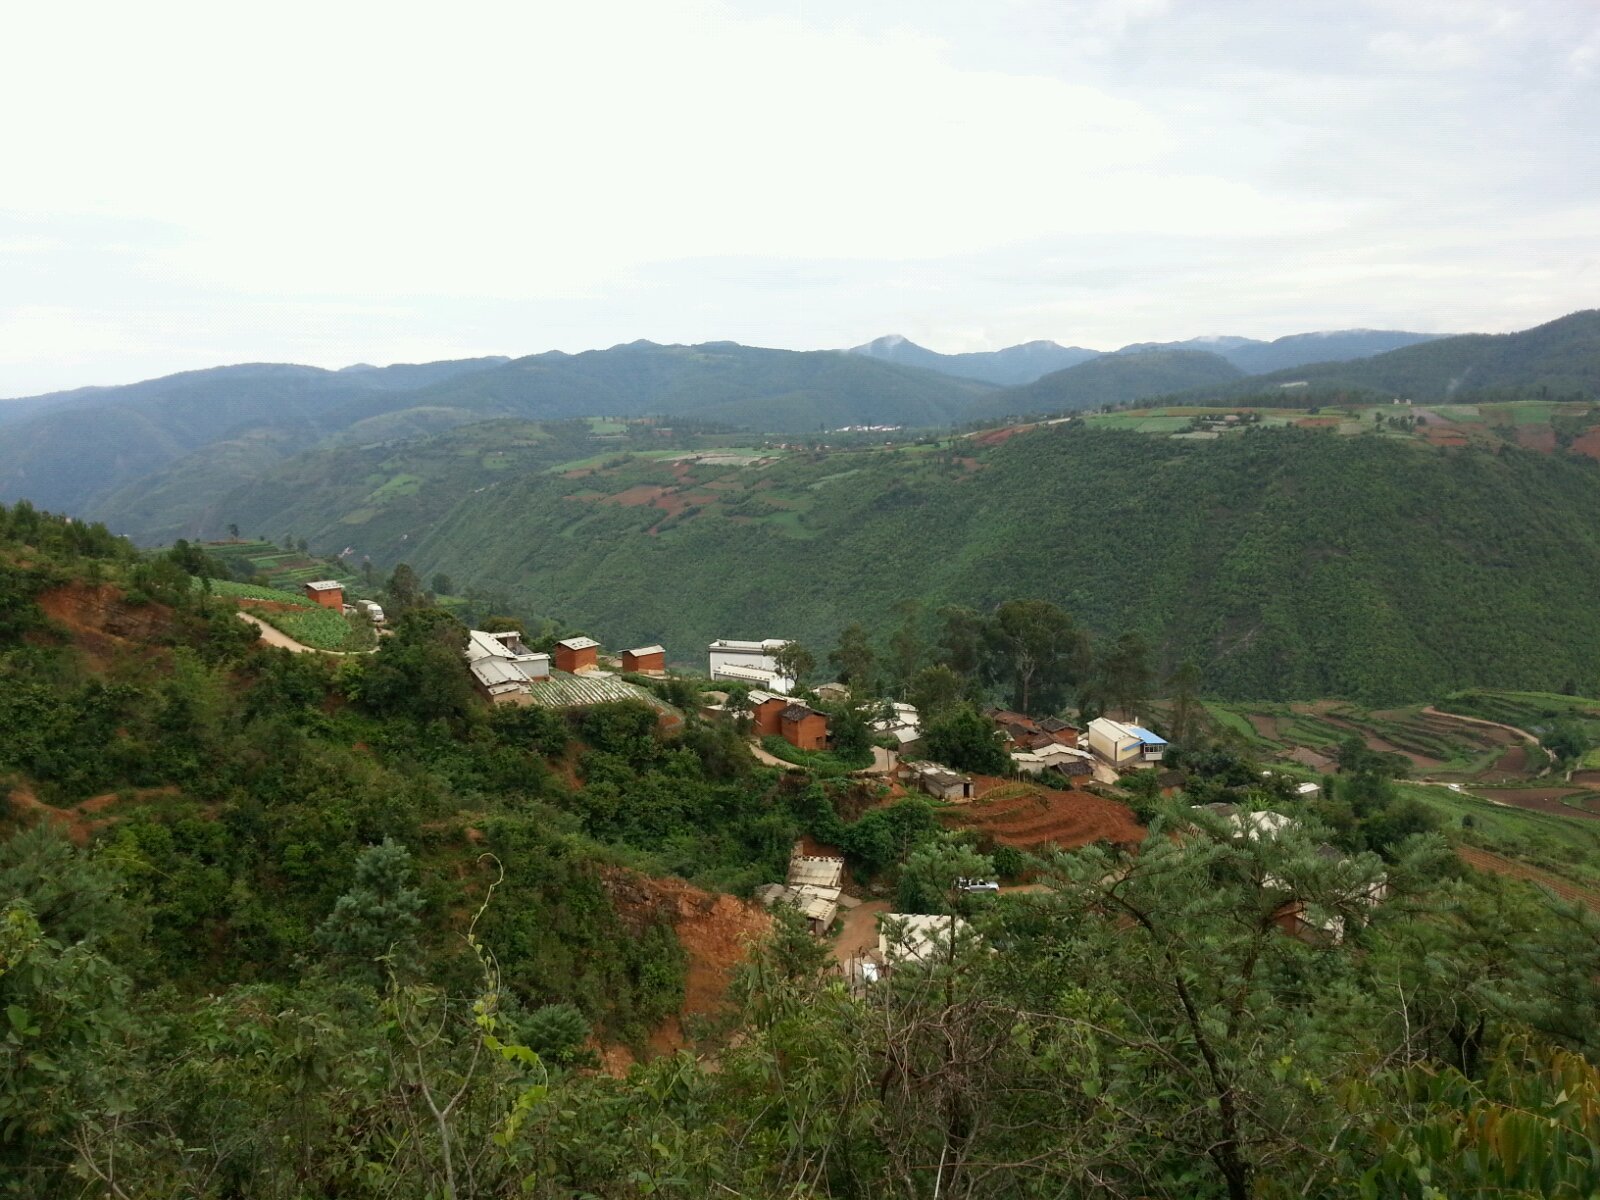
[
  {"xmin": 991, "ymin": 598, "xmax": 1090, "ymax": 714},
  {"xmin": 316, "ymin": 837, "xmax": 424, "ymax": 972},
  {"xmin": 431, "ymin": 572, "xmax": 455, "ymax": 597},
  {"xmin": 772, "ymin": 640, "xmax": 816, "ymax": 692},
  {"xmin": 386, "ymin": 562, "xmax": 424, "ymax": 615},
  {"xmin": 359, "ymin": 607, "xmax": 475, "ymax": 721},
  {"xmin": 935, "ymin": 604, "xmax": 990, "ymax": 682},
  {"xmin": 1164, "ymin": 658, "xmax": 1204, "ymax": 747},
  {"xmin": 1543, "ymin": 718, "xmax": 1589, "ymax": 768},
  {"xmin": 827, "ymin": 623, "xmax": 877, "ymax": 695},
  {"xmin": 907, "ymin": 664, "xmax": 964, "ymax": 722},
  {"xmin": 922, "ymin": 703, "xmax": 1008, "ymax": 775},
  {"xmin": 887, "ymin": 599, "xmax": 924, "ymax": 694},
  {"xmin": 1096, "ymin": 630, "xmax": 1154, "ymax": 720}
]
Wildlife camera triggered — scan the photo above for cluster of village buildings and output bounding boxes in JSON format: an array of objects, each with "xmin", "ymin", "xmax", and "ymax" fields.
[{"xmin": 443, "ymin": 618, "xmax": 1364, "ymax": 971}]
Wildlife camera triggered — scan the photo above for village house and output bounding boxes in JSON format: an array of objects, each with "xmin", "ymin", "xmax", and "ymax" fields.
[
  {"xmin": 878, "ymin": 913, "xmax": 975, "ymax": 967},
  {"xmin": 554, "ymin": 636, "xmax": 600, "ymax": 674},
  {"xmin": 1193, "ymin": 804, "xmax": 1388, "ymax": 944},
  {"xmin": 303, "ymin": 579, "xmax": 344, "ymax": 609},
  {"xmin": 870, "ymin": 701, "xmax": 923, "ymax": 752},
  {"xmin": 619, "ymin": 645, "xmax": 666, "ymax": 674},
  {"xmin": 1011, "ymin": 742, "xmax": 1096, "ymax": 779},
  {"xmin": 755, "ymin": 851, "xmax": 845, "ymax": 935},
  {"xmin": 815, "ymin": 681, "xmax": 851, "ymax": 703},
  {"xmin": 464, "ymin": 628, "xmax": 552, "ymax": 705},
  {"xmin": 779, "ymin": 701, "xmax": 829, "ymax": 751},
  {"xmin": 1087, "ymin": 717, "xmax": 1168, "ymax": 766},
  {"xmin": 747, "ymin": 690, "xmax": 789, "ymax": 736},
  {"xmin": 904, "ymin": 760, "xmax": 975, "ymax": 801},
  {"xmin": 987, "ymin": 708, "xmax": 1079, "ymax": 751},
  {"xmin": 708, "ymin": 638, "xmax": 795, "ymax": 693}
]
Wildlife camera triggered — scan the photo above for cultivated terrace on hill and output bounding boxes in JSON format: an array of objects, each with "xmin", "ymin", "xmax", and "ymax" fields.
[{"xmin": 7, "ymin": 502, "xmax": 1600, "ymax": 1196}]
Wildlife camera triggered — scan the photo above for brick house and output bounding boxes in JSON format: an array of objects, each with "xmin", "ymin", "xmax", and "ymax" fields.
[
  {"xmin": 554, "ymin": 636, "xmax": 600, "ymax": 674},
  {"xmin": 780, "ymin": 702, "xmax": 829, "ymax": 751},
  {"xmin": 620, "ymin": 645, "xmax": 666, "ymax": 674},
  {"xmin": 303, "ymin": 580, "xmax": 344, "ymax": 609}
]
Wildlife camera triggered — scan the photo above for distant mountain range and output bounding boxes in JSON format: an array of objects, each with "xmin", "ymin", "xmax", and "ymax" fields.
[
  {"xmin": 849, "ymin": 328, "xmax": 1445, "ymax": 385},
  {"xmin": 848, "ymin": 335, "xmax": 1100, "ymax": 385}
]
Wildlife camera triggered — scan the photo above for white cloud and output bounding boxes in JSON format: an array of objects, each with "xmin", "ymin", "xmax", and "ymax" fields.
[{"xmin": 0, "ymin": 0, "xmax": 1594, "ymax": 391}]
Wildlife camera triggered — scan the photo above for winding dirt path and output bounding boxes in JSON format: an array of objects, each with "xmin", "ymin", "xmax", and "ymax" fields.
[
  {"xmin": 235, "ymin": 612, "xmax": 374, "ymax": 656},
  {"xmin": 746, "ymin": 738, "xmax": 804, "ymax": 772},
  {"xmin": 1422, "ymin": 705, "xmax": 1540, "ymax": 746}
]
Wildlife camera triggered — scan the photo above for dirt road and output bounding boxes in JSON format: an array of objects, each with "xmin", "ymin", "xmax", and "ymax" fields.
[
  {"xmin": 1422, "ymin": 705, "xmax": 1540, "ymax": 746},
  {"xmin": 235, "ymin": 612, "xmax": 374, "ymax": 656},
  {"xmin": 832, "ymin": 899, "xmax": 890, "ymax": 967},
  {"xmin": 746, "ymin": 739, "xmax": 804, "ymax": 771}
]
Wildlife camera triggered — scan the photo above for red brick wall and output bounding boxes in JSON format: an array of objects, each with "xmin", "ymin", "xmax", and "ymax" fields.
[
  {"xmin": 621, "ymin": 650, "xmax": 665, "ymax": 672},
  {"xmin": 782, "ymin": 713, "xmax": 829, "ymax": 751},
  {"xmin": 554, "ymin": 645, "xmax": 598, "ymax": 673},
  {"xmin": 305, "ymin": 586, "xmax": 343, "ymax": 610},
  {"xmin": 752, "ymin": 698, "xmax": 786, "ymax": 736}
]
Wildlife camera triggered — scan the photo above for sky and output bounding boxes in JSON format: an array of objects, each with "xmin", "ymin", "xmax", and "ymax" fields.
[{"xmin": 2, "ymin": 0, "xmax": 1597, "ymax": 396}]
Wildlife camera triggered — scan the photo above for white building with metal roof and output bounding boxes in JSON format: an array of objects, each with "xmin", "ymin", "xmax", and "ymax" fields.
[{"xmin": 708, "ymin": 638, "xmax": 795, "ymax": 693}]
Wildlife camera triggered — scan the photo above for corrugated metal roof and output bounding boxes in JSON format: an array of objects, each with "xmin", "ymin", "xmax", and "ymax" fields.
[
  {"xmin": 305, "ymin": 580, "xmax": 342, "ymax": 591},
  {"xmin": 558, "ymin": 636, "xmax": 599, "ymax": 651},
  {"xmin": 1125, "ymin": 725, "xmax": 1167, "ymax": 745},
  {"xmin": 788, "ymin": 856, "xmax": 844, "ymax": 888},
  {"xmin": 625, "ymin": 645, "xmax": 665, "ymax": 656},
  {"xmin": 523, "ymin": 670, "xmax": 658, "ymax": 709}
]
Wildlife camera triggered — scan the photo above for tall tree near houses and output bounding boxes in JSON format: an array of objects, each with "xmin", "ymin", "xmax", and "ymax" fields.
[
  {"xmin": 887, "ymin": 598, "xmax": 924, "ymax": 694},
  {"xmin": 991, "ymin": 598, "xmax": 1090, "ymax": 715},
  {"xmin": 1098, "ymin": 631, "xmax": 1155, "ymax": 720},
  {"xmin": 935, "ymin": 604, "xmax": 992, "ymax": 683},
  {"xmin": 386, "ymin": 562, "xmax": 423, "ymax": 615},
  {"xmin": 772, "ymin": 640, "xmax": 816, "ymax": 692},
  {"xmin": 1165, "ymin": 658, "xmax": 1204, "ymax": 746},
  {"xmin": 827, "ymin": 623, "xmax": 877, "ymax": 694}
]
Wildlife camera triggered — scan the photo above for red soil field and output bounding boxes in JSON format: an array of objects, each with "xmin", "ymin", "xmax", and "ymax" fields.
[
  {"xmin": 943, "ymin": 780, "xmax": 1144, "ymax": 851},
  {"xmin": 1469, "ymin": 787, "xmax": 1600, "ymax": 820},
  {"xmin": 1515, "ymin": 426, "xmax": 1557, "ymax": 453},
  {"xmin": 1569, "ymin": 428, "xmax": 1600, "ymax": 460},
  {"xmin": 604, "ymin": 484, "xmax": 671, "ymax": 507}
]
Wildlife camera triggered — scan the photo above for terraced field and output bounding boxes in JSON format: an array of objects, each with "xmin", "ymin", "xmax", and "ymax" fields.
[{"xmin": 941, "ymin": 777, "xmax": 1143, "ymax": 852}]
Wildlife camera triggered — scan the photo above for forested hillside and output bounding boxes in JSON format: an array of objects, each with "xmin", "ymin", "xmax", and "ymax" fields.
[
  {"xmin": 202, "ymin": 421, "xmax": 1600, "ymax": 703},
  {"xmin": 0, "ymin": 359, "xmax": 510, "ymax": 514},
  {"xmin": 8, "ymin": 501, "xmax": 1600, "ymax": 1198}
]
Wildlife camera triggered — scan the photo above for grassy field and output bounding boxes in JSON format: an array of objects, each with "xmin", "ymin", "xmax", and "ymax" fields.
[
  {"xmin": 244, "ymin": 603, "xmax": 374, "ymax": 651},
  {"xmin": 196, "ymin": 578, "xmax": 311, "ymax": 606}
]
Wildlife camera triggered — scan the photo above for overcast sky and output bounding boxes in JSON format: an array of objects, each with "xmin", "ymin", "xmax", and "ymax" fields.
[{"xmin": 2, "ymin": 0, "xmax": 1597, "ymax": 396}]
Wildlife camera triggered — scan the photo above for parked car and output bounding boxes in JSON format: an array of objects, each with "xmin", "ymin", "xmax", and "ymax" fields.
[{"xmin": 956, "ymin": 878, "xmax": 1000, "ymax": 894}]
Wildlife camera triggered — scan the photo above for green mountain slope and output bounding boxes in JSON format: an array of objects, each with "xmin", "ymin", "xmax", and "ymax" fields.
[
  {"xmin": 982, "ymin": 349, "xmax": 1245, "ymax": 416},
  {"xmin": 0, "ymin": 359, "xmax": 510, "ymax": 515},
  {"xmin": 207, "ymin": 418, "xmax": 1600, "ymax": 703}
]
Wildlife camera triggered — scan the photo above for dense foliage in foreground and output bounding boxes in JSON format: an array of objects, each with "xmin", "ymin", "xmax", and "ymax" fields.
[{"xmin": 6, "ymin": 502, "xmax": 1600, "ymax": 1198}]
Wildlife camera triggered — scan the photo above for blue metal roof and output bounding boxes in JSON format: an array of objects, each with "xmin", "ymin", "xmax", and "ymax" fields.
[{"xmin": 1126, "ymin": 725, "xmax": 1168, "ymax": 745}]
